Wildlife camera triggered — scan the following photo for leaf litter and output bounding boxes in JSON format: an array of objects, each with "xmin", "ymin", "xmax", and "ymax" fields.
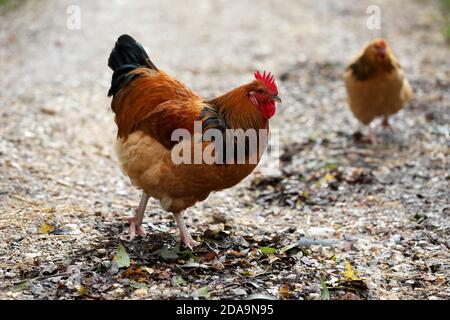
[{"xmin": 0, "ymin": 0, "xmax": 449, "ymax": 301}]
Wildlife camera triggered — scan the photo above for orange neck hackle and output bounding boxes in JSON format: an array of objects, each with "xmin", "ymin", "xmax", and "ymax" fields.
[{"xmin": 208, "ymin": 83, "xmax": 267, "ymax": 131}]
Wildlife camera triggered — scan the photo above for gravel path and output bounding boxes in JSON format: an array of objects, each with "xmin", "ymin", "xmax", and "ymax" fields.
[{"xmin": 0, "ymin": 0, "xmax": 449, "ymax": 300}]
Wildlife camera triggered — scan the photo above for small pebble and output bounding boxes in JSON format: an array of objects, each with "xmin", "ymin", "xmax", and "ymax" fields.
[
  {"xmin": 308, "ymin": 293, "xmax": 321, "ymax": 300},
  {"xmin": 211, "ymin": 260, "xmax": 224, "ymax": 270},
  {"xmin": 231, "ymin": 288, "xmax": 247, "ymax": 296},
  {"xmin": 134, "ymin": 288, "xmax": 148, "ymax": 297},
  {"xmin": 301, "ymin": 256, "xmax": 312, "ymax": 265},
  {"xmin": 31, "ymin": 284, "xmax": 45, "ymax": 295},
  {"xmin": 285, "ymin": 274, "xmax": 297, "ymax": 282}
]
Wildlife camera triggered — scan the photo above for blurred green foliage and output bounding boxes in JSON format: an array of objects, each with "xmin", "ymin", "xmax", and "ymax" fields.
[
  {"xmin": 442, "ymin": 0, "xmax": 450, "ymax": 9},
  {"xmin": 442, "ymin": 0, "xmax": 450, "ymax": 42},
  {"xmin": 0, "ymin": 0, "xmax": 26, "ymax": 10}
]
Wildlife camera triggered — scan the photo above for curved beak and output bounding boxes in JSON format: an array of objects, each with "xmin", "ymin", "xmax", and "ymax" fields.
[{"xmin": 272, "ymin": 95, "xmax": 282, "ymax": 103}]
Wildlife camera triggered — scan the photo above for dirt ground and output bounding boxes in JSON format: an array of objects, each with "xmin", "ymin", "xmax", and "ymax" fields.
[{"xmin": 0, "ymin": 0, "xmax": 449, "ymax": 300}]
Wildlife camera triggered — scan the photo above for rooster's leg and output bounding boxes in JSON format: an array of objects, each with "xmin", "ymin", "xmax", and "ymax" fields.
[
  {"xmin": 367, "ymin": 127, "xmax": 379, "ymax": 144},
  {"xmin": 381, "ymin": 117, "xmax": 395, "ymax": 133},
  {"xmin": 125, "ymin": 192, "xmax": 149, "ymax": 239},
  {"xmin": 173, "ymin": 212, "xmax": 199, "ymax": 250}
]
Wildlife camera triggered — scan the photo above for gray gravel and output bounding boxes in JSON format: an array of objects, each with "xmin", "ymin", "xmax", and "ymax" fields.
[{"xmin": 0, "ymin": 0, "xmax": 449, "ymax": 300}]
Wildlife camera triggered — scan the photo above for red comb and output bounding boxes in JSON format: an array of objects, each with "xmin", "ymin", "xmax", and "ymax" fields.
[
  {"xmin": 254, "ymin": 70, "xmax": 278, "ymax": 95},
  {"xmin": 378, "ymin": 39, "xmax": 387, "ymax": 48}
]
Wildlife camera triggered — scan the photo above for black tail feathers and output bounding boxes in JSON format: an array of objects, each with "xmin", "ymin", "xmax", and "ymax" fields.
[{"xmin": 108, "ymin": 34, "xmax": 158, "ymax": 97}]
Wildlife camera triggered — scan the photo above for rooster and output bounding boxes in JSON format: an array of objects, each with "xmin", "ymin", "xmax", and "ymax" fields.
[
  {"xmin": 344, "ymin": 39, "xmax": 413, "ymax": 144},
  {"xmin": 108, "ymin": 35, "xmax": 281, "ymax": 249}
]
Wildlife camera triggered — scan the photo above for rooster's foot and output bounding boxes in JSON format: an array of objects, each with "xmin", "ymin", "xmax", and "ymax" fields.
[
  {"xmin": 367, "ymin": 127, "xmax": 380, "ymax": 144},
  {"xmin": 125, "ymin": 216, "xmax": 147, "ymax": 240},
  {"xmin": 358, "ymin": 131, "xmax": 379, "ymax": 144},
  {"xmin": 181, "ymin": 236, "xmax": 200, "ymax": 250},
  {"xmin": 173, "ymin": 212, "xmax": 200, "ymax": 250}
]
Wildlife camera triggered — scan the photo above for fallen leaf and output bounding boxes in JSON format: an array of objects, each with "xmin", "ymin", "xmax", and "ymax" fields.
[
  {"xmin": 191, "ymin": 286, "xmax": 210, "ymax": 299},
  {"xmin": 278, "ymin": 285, "xmax": 291, "ymax": 299},
  {"xmin": 266, "ymin": 255, "xmax": 280, "ymax": 264},
  {"xmin": 153, "ymin": 270, "xmax": 171, "ymax": 280},
  {"xmin": 78, "ymin": 286, "xmax": 87, "ymax": 296},
  {"xmin": 124, "ymin": 267, "xmax": 147, "ymax": 281},
  {"xmin": 13, "ymin": 281, "xmax": 29, "ymax": 292},
  {"xmin": 280, "ymin": 242, "xmax": 301, "ymax": 255},
  {"xmin": 153, "ymin": 247, "xmax": 179, "ymax": 261},
  {"xmin": 259, "ymin": 247, "xmax": 277, "ymax": 255},
  {"xmin": 226, "ymin": 249, "xmax": 246, "ymax": 257},
  {"xmin": 231, "ymin": 288, "xmax": 247, "ymax": 296},
  {"xmin": 247, "ymin": 294, "xmax": 276, "ymax": 300},
  {"xmin": 40, "ymin": 223, "xmax": 55, "ymax": 234},
  {"xmin": 210, "ymin": 259, "xmax": 225, "ymax": 270},
  {"xmin": 172, "ymin": 276, "xmax": 187, "ymax": 286},
  {"xmin": 129, "ymin": 281, "xmax": 148, "ymax": 289},
  {"xmin": 344, "ymin": 260, "xmax": 360, "ymax": 281},
  {"xmin": 180, "ymin": 262, "xmax": 209, "ymax": 269},
  {"xmin": 203, "ymin": 224, "xmax": 225, "ymax": 239},
  {"xmin": 340, "ymin": 260, "xmax": 368, "ymax": 290},
  {"xmin": 112, "ymin": 244, "xmax": 130, "ymax": 269},
  {"xmin": 199, "ymin": 251, "xmax": 217, "ymax": 262},
  {"xmin": 321, "ymin": 279, "xmax": 330, "ymax": 300},
  {"xmin": 142, "ymin": 267, "xmax": 154, "ymax": 275}
]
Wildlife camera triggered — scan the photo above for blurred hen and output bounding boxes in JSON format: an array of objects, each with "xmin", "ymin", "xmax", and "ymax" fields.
[{"xmin": 345, "ymin": 39, "xmax": 413, "ymax": 143}]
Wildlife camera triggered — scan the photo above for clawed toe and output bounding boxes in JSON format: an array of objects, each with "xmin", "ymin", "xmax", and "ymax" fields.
[
  {"xmin": 125, "ymin": 216, "xmax": 147, "ymax": 240},
  {"xmin": 181, "ymin": 237, "xmax": 200, "ymax": 250}
]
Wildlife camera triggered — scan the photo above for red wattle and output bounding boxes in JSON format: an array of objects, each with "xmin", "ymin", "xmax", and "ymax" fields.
[{"xmin": 260, "ymin": 102, "xmax": 276, "ymax": 120}]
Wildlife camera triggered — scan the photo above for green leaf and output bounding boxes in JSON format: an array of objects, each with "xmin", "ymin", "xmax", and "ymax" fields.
[
  {"xmin": 191, "ymin": 286, "xmax": 210, "ymax": 298},
  {"xmin": 173, "ymin": 276, "xmax": 187, "ymax": 286},
  {"xmin": 113, "ymin": 244, "xmax": 130, "ymax": 269},
  {"xmin": 178, "ymin": 249, "xmax": 195, "ymax": 261},
  {"xmin": 321, "ymin": 279, "xmax": 330, "ymax": 300},
  {"xmin": 259, "ymin": 247, "xmax": 277, "ymax": 255},
  {"xmin": 323, "ymin": 159, "xmax": 340, "ymax": 171},
  {"xmin": 13, "ymin": 281, "xmax": 29, "ymax": 292}
]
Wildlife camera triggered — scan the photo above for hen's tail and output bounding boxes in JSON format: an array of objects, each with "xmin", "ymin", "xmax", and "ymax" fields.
[{"xmin": 108, "ymin": 34, "xmax": 158, "ymax": 97}]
